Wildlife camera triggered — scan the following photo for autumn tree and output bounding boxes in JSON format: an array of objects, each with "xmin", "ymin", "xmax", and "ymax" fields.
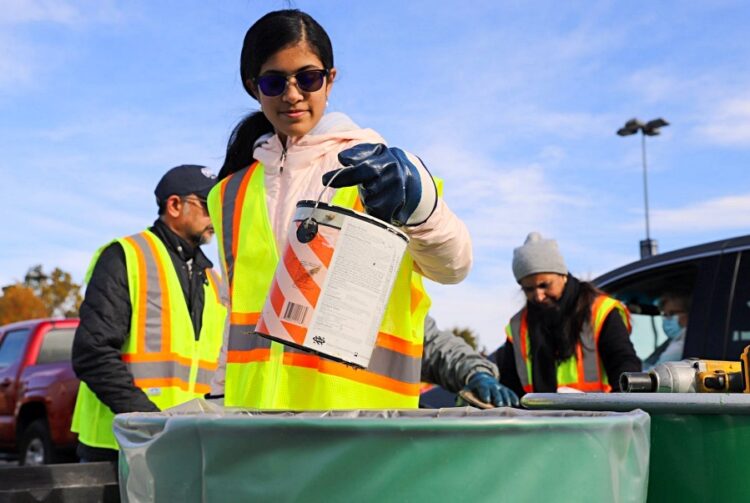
[
  {"xmin": 0, "ymin": 284, "xmax": 49, "ymax": 325},
  {"xmin": 23, "ymin": 265, "xmax": 83, "ymax": 317}
]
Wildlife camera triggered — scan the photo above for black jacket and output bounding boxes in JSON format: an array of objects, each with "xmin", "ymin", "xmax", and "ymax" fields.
[
  {"xmin": 497, "ymin": 309, "xmax": 641, "ymax": 397},
  {"xmin": 72, "ymin": 219, "xmax": 213, "ymax": 418}
]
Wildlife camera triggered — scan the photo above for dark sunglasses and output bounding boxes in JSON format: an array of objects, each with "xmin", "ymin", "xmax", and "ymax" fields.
[
  {"xmin": 254, "ymin": 69, "xmax": 329, "ymax": 97},
  {"xmin": 182, "ymin": 196, "xmax": 209, "ymax": 211}
]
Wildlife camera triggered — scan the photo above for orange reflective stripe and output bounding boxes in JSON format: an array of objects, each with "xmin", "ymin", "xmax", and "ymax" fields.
[
  {"xmin": 231, "ymin": 312, "xmax": 261, "ymax": 325},
  {"xmin": 410, "ymin": 284, "xmax": 424, "ymax": 314},
  {"xmin": 565, "ymin": 381, "xmax": 611, "ymax": 392},
  {"xmin": 227, "ymin": 348, "xmax": 271, "ymax": 363},
  {"xmin": 133, "ymin": 377, "xmax": 210, "ymax": 394},
  {"xmin": 376, "ymin": 332, "xmax": 423, "ymax": 358},
  {"xmin": 230, "ymin": 163, "xmax": 256, "ymax": 298},
  {"xmin": 352, "ymin": 196, "xmax": 364, "ymax": 213},
  {"xmin": 520, "ymin": 310, "xmax": 529, "ymax": 363},
  {"xmin": 283, "ymin": 352, "xmax": 420, "ymax": 396},
  {"xmin": 123, "ymin": 236, "xmax": 147, "ymax": 354},
  {"xmin": 123, "ymin": 236, "xmax": 148, "ymax": 354},
  {"xmin": 122, "ymin": 352, "xmax": 219, "ymax": 371},
  {"xmin": 142, "ymin": 232, "xmax": 172, "ymax": 351}
]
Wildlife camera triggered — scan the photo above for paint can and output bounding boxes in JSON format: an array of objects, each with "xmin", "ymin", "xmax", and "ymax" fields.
[{"xmin": 255, "ymin": 200, "xmax": 409, "ymax": 368}]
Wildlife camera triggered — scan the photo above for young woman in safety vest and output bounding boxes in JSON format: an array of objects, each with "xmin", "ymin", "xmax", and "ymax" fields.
[
  {"xmin": 207, "ymin": 9, "xmax": 473, "ymax": 409},
  {"xmin": 497, "ymin": 232, "xmax": 641, "ymax": 396}
]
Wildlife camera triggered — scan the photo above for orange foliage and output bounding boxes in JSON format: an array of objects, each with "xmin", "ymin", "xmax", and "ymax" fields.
[{"xmin": 0, "ymin": 284, "xmax": 50, "ymax": 326}]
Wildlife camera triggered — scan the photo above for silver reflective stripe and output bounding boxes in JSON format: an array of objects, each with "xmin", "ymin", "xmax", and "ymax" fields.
[
  {"xmin": 128, "ymin": 361, "xmax": 188, "ymax": 382},
  {"xmin": 127, "ymin": 361, "xmax": 214, "ymax": 387},
  {"xmin": 367, "ymin": 347, "xmax": 421, "ymax": 384},
  {"xmin": 129, "ymin": 233, "xmax": 163, "ymax": 353},
  {"xmin": 196, "ymin": 367, "xmax": 215, "ymax": 386},
  {"xmin": 206, "ymin": 268, "xmax": 220, "ymax": 292},
  {"xmin": 227, "ymin": 324, "xmax": 271, "ymax": 351},
  {"xmin": 580, "ymin": 323, "xmax": 600, "ymax": 382},
  {"xmin": 509, "ymin": 313, "xmax": 529, "ymax": 389},
  {"xmin": 220, "ymin": 169, "xmax": 249, "ymax": 290}
]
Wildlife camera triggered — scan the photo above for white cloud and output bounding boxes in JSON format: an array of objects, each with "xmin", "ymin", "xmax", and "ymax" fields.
[
  {"xmin": 622, "ymin": 193, "xmax": 750, "ymax": 233},
  {"xmin": 694, "ymin": 98, "xmax": 750, "ymax": 147},
  {"xmin": 0, "ymin": 33, "xmax": 35, "ymax": 88},
  {"xmin": 626, "ymin": 68, "xmax": 680, "ymax": 104},
  {"xmin": 0, "ymin": 0, "xmax": 123, "ymax": 25},
  {"xmin": 428, "ymin": 275, "xmax": 526, "ymax": 352},
  {"xmin": 0, "ymin": 0, "xmax": 80, "ymax": 24}
]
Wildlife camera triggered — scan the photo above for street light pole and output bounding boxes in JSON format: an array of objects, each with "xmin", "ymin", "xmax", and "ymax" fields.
[
  {"xmin": 641, "ymin": 132, "xmax": 651, "ymax": 242},
  {"xmin": 617, "ymin": 117, "xmax": 669, "ymax": 259}
]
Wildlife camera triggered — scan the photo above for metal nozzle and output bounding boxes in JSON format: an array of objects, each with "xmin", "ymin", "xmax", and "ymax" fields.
[{"xmin": 620, "ymin": 371, "xmax": 657, "ymax": 393}]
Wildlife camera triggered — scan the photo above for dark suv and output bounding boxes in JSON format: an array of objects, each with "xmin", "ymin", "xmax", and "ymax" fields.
[
  {"xmin": 594, "ymin": 234, "xmax": 750, "ymax": 363},
  {"xmin": 0, "ymin": 318, "xmax": 80, "ymax": 465}
]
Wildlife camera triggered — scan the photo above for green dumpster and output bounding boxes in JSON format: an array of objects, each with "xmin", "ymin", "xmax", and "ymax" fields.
[
  {"xmin": 523, "ymin": 393, "xmax": 750, "ymax": 501},
  {"xmin": 114, "ymin": 400, "xmax": 649, "ymax": 502}
]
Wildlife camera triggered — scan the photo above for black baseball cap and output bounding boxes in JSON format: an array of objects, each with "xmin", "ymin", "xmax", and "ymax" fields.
[{"xmin": 154, "ymin": 165, "xmax": 218, "ymax": 204}]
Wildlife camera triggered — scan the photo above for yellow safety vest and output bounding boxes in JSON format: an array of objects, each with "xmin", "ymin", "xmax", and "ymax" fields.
[
  {"xmin": 71, "ymin": 230, "xmax": 227, "ymax": 449},
  {"xmin": 208, "ymin": 161, "xmax": 435, "ymax": 409},
  {"xmin": 505, "ymin": 295, "xmax": 631, "ymax": 393}
]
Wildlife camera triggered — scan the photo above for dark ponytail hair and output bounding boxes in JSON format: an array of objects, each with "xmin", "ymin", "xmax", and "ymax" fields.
[{"xmin": 219, "ymin": 9, "xmax": 334, "ymax": 180}]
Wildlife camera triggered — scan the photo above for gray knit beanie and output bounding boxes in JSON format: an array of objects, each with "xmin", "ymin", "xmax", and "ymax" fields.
[{"xmin": 512, "ymin": 232, "xmax": 568, "ymax": 282}]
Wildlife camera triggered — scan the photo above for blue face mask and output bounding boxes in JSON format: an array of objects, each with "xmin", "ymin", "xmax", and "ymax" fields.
[{"xmin": 662, "ymin": 315, "xmax": 682, "ymax": 340}]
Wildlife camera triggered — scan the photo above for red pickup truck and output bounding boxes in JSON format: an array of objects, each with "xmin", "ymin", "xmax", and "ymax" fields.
[{"xmin": 0, "ymin": 318, "xmax": 80, "ymax": 465}]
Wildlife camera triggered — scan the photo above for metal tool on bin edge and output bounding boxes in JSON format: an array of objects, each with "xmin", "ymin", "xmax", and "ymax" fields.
[{"xmin": 620, "ymin": 357, "xmax": 745, "ymax": 393}]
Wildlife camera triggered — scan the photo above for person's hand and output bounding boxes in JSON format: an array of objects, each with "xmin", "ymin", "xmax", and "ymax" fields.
[
  {"xmin": 463, "ymin": 372, "xmax": 520, "ymax": 407},
  {"xmin": 322, "ymin": 143, "xmax": 437, "ymax": 227}
]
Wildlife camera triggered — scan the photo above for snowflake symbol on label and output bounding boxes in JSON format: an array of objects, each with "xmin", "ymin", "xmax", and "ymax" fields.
[{"xmin": 312, "ymin": 336, "xmax": 326, "ymax": 345}]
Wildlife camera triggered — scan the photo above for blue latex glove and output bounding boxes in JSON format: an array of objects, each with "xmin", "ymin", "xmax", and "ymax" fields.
[
  {"xmin": 464, "ymin": 372, "xmax": 520, "ymax": 407},
  {"xmin": 322, "ymin": 143, "xmax": 437, "ymax": 227}
]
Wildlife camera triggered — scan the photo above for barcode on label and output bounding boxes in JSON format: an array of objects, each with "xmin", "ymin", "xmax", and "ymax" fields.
[{"xmin": 282, "ymin": 301, "xmax": 309, "ymax": 324}]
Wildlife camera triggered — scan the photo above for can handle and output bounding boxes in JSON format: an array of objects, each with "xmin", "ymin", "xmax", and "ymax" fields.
[{"xmin": 298, "ymin": 169, "xmax": 347, "ymax": 243}]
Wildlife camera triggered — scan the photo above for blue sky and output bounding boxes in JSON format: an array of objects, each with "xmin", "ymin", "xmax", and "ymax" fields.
[{"xmin": 2, "ymin": 0, "xmax": 750, "ymax": 350}]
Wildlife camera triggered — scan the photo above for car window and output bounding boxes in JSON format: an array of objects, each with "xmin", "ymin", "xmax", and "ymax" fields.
[
  {"xmin": 0, "ymin": 329, "xmax": 31, "ymax": 368},
  {"xmin": 726, "ymin": 251, "xmax": 750, "ymax": 357},
  {"xmin": 36, "ymin": 327, "xmax": 76, "ymax": 364},
  {"xmin": 598, "ymin": 263, "xmax": 698, "ymax": 364}
]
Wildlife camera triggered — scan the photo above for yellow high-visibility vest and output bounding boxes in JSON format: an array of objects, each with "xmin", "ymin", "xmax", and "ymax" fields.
[
  {"xmin": 505, "ymin": 295, "xmax": 631, "ymax": 393},
  {"xmin": 208, "ymin": 161, "xmax": 436, "ymax": 409},
  {"xmin": 71, "ymin": 230, "xmax": 227, "ymax": 449}
]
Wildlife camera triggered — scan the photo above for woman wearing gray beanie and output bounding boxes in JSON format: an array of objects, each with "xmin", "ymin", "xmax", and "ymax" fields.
[{"xmin": 496, "ymin": 232, "xmax": 641, "ymax": 397}]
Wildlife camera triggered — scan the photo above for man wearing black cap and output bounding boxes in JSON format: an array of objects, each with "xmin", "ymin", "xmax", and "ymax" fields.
[{"xmin": 71, "ymin": 165, "xmax": 227, "ymax": 462}]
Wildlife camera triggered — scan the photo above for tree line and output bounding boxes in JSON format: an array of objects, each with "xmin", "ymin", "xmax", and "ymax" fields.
[{"xmin": 0, "ymin": 265, "xmax": 83, "ymax": 325}]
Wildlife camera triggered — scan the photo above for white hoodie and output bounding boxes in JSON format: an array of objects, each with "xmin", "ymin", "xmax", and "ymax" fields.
[{"xmin": 252, "ymin": 112, "xmax": 472, "ymax": 284}]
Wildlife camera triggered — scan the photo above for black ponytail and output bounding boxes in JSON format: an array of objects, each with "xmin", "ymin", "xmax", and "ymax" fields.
[{"xmin": 219, "ymin": 111, "xmax": 273, "ymax": 180}]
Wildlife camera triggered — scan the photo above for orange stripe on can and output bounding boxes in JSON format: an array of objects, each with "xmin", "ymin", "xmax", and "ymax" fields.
[
  {"xmin": 269, "ymin": 280, "xmax": 285, "ymax": 317},
  {"xmin": 281, "ymin": 320, "xmax": 308, "ymax": 345},
  {"xmin": 283, "ymin": 243, "xmax": 321, "ymax": 309},
  {"xmin": 305, "ymin": 226, "xmax": 335, "ymax": 267}
]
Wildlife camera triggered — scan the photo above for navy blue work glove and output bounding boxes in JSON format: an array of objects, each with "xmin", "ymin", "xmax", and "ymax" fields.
[
  {"xmin": 463, "ymin": 372, "xmax": 520, "ymax": 407},
  {"xmin": 321, "ymin": 143, "xmax": 438, "ymax": 227}
]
